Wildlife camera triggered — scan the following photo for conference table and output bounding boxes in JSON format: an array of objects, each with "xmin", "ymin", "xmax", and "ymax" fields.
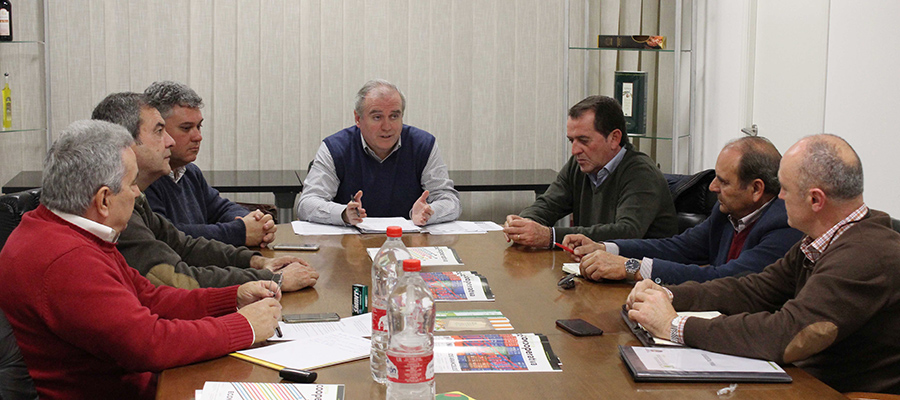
[{"xmin": 156, "ymin": 229, "xmax": 846, "ymax": 399}]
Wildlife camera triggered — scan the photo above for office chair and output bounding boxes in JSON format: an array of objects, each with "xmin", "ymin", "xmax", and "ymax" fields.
[
  {"xmin": 664, "ymin": 169, "xmax": 717, "ymax": 233},
  {"xmin": 892, "ymin": 218, "xmax": 900, "ymax": 234},
  {"xmin": 0, "ymin": 309, "xmax": 39, "ymax": 400},
  {"xmin": 0, "ymin": 189, "xmax": 42, "ymax": 251}
]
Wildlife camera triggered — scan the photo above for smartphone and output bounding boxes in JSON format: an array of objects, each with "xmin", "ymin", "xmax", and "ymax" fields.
[
  {"xmin": 283, "ymin": 312, "xmax": 341, "ymax": 323},
  {"xmin": 556, "ymin": 319, "xmax": 603, "ymax": 336},
  {"xmin": 272, "ymin": 243, "xmax": 320, "ymax": 251}
]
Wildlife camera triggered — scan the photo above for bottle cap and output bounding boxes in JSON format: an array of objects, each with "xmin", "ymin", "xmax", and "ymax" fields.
[
  {"xmin": 386, "ymin": 226, "xmax": 402, "ymax": 237},
  {"xmin": 402, "ymin": 259, "xmax": 421, "ymax": 272}
]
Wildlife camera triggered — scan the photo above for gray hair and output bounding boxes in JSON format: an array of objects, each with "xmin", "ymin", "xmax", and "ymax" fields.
[
  {"xmin": 41, "ymin": 120, "xmax": 135, "ymax": 216},
  {"xmin": 354, "ymin": 79, "xmax": 406, "ymax": 116},
  {"xmin": 797, "ymin": 134, "xmax": 864, "ymax": 201},
  {"xmin": 144, "ymin": 80, "xmax": 204, "ymax": 118},
  {"xmin": 91, "ymin": 92, "xmax": 149, "ymax": 143},
  {"xmin": 724, "ymin": 136, "xmax": 782, "ymax": 195}
]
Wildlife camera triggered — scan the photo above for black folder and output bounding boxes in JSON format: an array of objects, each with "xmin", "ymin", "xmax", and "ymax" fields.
[{"xmin": 619, "ymin": 345, "xmax": 793, "ymax": 383}]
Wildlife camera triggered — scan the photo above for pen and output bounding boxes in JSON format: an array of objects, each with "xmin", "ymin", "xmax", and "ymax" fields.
[
  {"xmin": 351, "ymin": 195, "xmax": 361, "ymax": 218},
  {"xmin": 555, "ymin": 242, "xmax": 576, "ymax": 254},
  {"xmin": 272, "ymin": 272, "xmax": 283, "ymax": 338}
]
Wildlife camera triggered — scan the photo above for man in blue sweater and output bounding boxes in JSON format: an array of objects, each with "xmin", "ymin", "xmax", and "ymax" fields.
[
  {"xmin": 297, "ymin": 79, "xmax": 460, "ymax": 226},
  {"xmin": 563, "ymin": 136, "xmax": 803, "ymax": 284},
  {"xmin": 143, "ymin": 81, "xmax": 276, "ymax": 248}
]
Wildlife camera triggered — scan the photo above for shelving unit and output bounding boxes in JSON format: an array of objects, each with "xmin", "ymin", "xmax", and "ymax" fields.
[
  {"xmin": 565, "ymin": 0, "xmax": 695, "ymax": 173},
  {"xmin": 0, "ymin": 0, "xmax": 50, "ymax": 148}
]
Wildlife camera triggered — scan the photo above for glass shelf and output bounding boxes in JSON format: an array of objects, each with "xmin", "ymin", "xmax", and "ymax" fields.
[
  {"xmin": 568, "ymin": 46, "xmax": 690, "ymax": 52},
  {"xmin": 0, "ymin": 41, "xmax": 46, "ymax": 45},
  {"xmin": 0, "ymin": 128, "xmax": 46, "ymax": 134},
  {"xmin": 628, "ymin": 134, "xmax": 671, "ymax": 141}
]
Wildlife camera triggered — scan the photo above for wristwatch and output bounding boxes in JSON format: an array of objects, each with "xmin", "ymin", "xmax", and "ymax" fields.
[{"xmin": 624, "ymin": 258, "xmax": 641, "ymax": 283}]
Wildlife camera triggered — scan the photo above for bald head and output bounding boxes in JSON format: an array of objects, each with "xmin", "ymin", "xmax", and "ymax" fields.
[{"xmin": 789, "ymin": 134, "xmax": 864, "ymax": 202}]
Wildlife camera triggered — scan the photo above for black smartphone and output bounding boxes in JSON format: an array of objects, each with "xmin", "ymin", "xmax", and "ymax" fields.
[
  {"xmin": 283, "ymin": 312, "xmax": 341, "ymax": 323},
  {"xmin": 272, "ymin": 243, "xmax": 320, "ymax": 251},
  {"xmin": 556, "ymin": 319, "xmax": 603, "ymax": 336}
]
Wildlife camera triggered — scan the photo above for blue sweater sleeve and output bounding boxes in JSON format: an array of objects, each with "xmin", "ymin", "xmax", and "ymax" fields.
[
  {"xmin": 144, "ymin": 165, "xmax": 249, "ymax": 246},
  {"xmin": 614, "ymin": 200, "xmax": 804, "ymax": 285}
]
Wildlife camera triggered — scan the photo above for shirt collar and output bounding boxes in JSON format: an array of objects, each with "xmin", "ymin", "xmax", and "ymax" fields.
[
  {"xmin": 169, "ymin": 165, "xmax": 187, "ymax": 183},
  {"xmin": 800, "ymin": 203, "xmax": 869, "ymax": 264},
  {"xmin": 588, "ymin": 147, "xmax": 627, "ymax": 187},
  {"xmin": 728, "ymin": 197, "xmax": 776, "ymax": 233},
  {"xmin": 49, "ymin": 208, "xmax": 120, "ymax": 243},
  {"xmin": 360, "ymin": 131, "xmax": 402, "ymax": 163}
]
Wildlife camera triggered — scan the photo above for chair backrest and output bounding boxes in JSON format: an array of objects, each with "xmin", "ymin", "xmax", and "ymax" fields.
[
  {"xmin": 892, "ymin": 218, "xmax": 900, "ymax": 234},
  {"xmin": 664, "ymin": 169, "xmax": 717, "ymax": 233},
  {"xmin": 0, "ymin": 309, "xmax": 39, "ymax": 400},
  {"xmin": 0, "ymin": 189, "xmax": 42, "ymax": 251}
]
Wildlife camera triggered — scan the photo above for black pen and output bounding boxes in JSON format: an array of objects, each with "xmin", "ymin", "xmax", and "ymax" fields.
[
  {"xmin": 350, "ymin": 195, "xmax": 361, "ymax": 218},
  {"xmin": 272, "ymin": 272, "xmax": 283, "ymax": 338}
]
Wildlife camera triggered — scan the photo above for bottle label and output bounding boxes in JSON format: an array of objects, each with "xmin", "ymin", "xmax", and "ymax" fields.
[
  {"xmin": 372, "ymin": 307, "xmax": 387, "ymax": 333},
  {"xmin": 0, "ymin": 10, "xmax": 9, "ymax": 36},
  {"xmin": 386, "ymin": 353, "xmax": 434, "ymax": 384}
]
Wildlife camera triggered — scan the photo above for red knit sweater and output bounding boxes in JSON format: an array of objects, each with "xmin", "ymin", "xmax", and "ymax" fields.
[{"xmin": 0, "ymin": 205, "xmax": 254, "ymax": 399}]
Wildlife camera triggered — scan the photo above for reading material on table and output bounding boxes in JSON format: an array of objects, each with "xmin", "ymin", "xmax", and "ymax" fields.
[
  {"xmin": 619, "ymin": 345, "xmax": 792, "ymax": 383},
  {"xmin": 198, "ymin": 381, "xmax": 345, "ymax": 400},
  {"xmin": 367, "ymin": 246, "xmax": 464, "ymax": 266},
  {"xmin": 435, "ymin": 310, "xmax": 513, "ymax": 332},
  {"xmin": 562, "ymin": 263, "xmax": 581, "ymax": 276},
  {"xmin": 355, "ymin": 217, "xmax": 422, "ymax": 233},
  {"xmin": 421, "ymin": 271, "xmax": 495, "ymax": 302},
  {"xmin": 433, "ymin": 333, "xmax": 562, "ymax": 373},
  {"xmin": 291, "ymin": 221, "xmax": 359, "ymax": 236},
  {"xmin": 268, "ymin": 313, "xmax": 372, "ymax": 341},
  {"xmin": 620, "ymin": 305, "xmax": 722, "ymax": 347},
  {"xmin": 422, "ymin": 220, "xmax": 504, "ymax": 235},
  {"xmin": 235, "ymin": 331, "xmax": 369, "ymax": 371}
]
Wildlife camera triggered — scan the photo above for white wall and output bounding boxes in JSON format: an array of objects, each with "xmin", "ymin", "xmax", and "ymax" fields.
[
  {"xmin": 700, "ymin": 0, "xmax": 900, "ymax": 217},
  {"xmin": 823, "ymin": 0, "xmax": 900, "ymax": 217}
]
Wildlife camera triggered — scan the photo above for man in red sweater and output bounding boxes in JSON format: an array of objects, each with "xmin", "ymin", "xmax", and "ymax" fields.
[{"xmin": 0, "ymin": 120, "xmax": 282, "ymax": 399}]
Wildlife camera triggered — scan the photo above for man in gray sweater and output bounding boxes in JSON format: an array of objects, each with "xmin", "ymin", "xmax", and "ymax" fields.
[
  {"xmin": 503, "ymin": 95, "xmax": 677, "ymax": 248},
  {"xmin": 627, "ymin": 134, "xmax": 900, "ymax": 394},
  {"xmin": 91, "ymin": 92, "xmax": 318, "ymax": 291}
]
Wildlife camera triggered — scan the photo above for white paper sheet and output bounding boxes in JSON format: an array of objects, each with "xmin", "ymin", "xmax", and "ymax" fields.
[
  {"xmin": 291, "ymin": 221, "xmax": 359, "ymax": 235},
  {"xmin": 238, "ymin": 331, "xmax": 370, "ymax": 370},
  {"xmin": 423, "ymin": 221, "xmax": 504, "ymax": 235},
  {"xmin": 355, "ymin": 217, "xmax": 421, "ymax": 233},
  {"xmin": 268, "ymin": 313, "xmax": 372, "ymax": 341},
  {"xmin": 199, "ymin": 382, "xmax": 345, "ymax": 400},
  {"xmin": 367, "ymin": 246, "xmax": 463, "ymax": 266}
]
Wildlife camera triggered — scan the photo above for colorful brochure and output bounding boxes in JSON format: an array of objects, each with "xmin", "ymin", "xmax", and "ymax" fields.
[
  {"xmin": 433, "ymin": 333, "xmax": 562, "ymax": 373},
  {"xmin": 198, "ymin": 382, "xmax": 345, "ymax": 400},
  {"xmin": 421, "ymin": 271, "xmax": 494, "ymax": 302}
]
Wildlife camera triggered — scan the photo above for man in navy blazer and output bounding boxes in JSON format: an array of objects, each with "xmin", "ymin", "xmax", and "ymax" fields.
[{"xmin": 564, "ymin": 136, "xmax": 804, "ymax": 285}]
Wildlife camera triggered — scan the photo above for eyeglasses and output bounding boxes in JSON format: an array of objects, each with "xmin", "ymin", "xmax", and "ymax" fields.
[{"xmin": 557, "ymin": 273, "xmax": 577, "ymax": 290}]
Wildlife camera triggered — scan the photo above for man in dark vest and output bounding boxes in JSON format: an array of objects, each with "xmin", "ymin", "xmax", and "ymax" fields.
[{"xmin": 298, "ymin": 79, "xmax": 460, "ymax": 226}]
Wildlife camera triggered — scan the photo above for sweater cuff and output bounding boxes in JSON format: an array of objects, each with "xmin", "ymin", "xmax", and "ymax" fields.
[
  {"xmin": 218, "ymin": 312, "xmax": 256, "ymax": 350},
  {"xmin": 205, "ymin": 286, "xmax": 241, "ymax": 317},
  {"xmin": 236, "ymin": 248, "xmax": 262, "ymax": 269}
]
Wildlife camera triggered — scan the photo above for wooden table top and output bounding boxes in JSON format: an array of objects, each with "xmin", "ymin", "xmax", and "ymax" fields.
[{"xmin": 156, "ymin": 229, "xmax": 846, "ymax": 400}]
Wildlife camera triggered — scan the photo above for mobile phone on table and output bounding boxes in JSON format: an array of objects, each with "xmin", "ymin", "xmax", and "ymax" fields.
[
  {"xmin": 283, "ymin": 312, "xmax": 341, "ymax": 323},
  {"xmin": 272, "ymin": 243, "xmax": 320, "ymax": 251},
  {"xmin": 556, "ymin": 319, "xmax": 603, "ymax": 336}
]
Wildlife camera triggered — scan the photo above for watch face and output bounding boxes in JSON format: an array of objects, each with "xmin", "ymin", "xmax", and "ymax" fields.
[{"xmin": 625, "ymin": 259, "xmax": 640, "ymax": 273}]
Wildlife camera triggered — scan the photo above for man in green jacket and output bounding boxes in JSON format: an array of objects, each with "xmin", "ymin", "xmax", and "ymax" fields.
[
  {"xmin": 504, "ymin": 95, "xmax": 677, "ymax": 248},
  {"xmin": 91, "ymin": 92, "xmax": 319, "ymax": 291}
]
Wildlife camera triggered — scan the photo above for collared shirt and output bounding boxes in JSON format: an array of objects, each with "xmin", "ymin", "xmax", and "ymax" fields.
[
  {"xmin": 170, "ymin": 166, "xmax": 188, "ymax": 183},
  {"xmin": 49, "ymin": 209, "xmax": 120, "ymax": 243},
  {"xmin": 800, "ymin": 203, "xmax": 869, "ymax": 264},
  {"xmin": 550, "ymin": 147, "xmax": 628, "ymax": 247},
  {"xmin": 728, "ymin": 197, "xmax": 776, "ymax": 233},
  {"xmin": 361, "ymin": 132, "xmax": 402, "ymax": 163},
  {"xmin": 588, "ymin": 147, "xmax": 627, "ymax": 188}
]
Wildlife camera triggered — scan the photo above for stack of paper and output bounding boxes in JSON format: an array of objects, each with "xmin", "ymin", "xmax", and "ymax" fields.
[
  {"xmin": 355, "ymin": 217, "xmax": 421, "ymax": 233},
  {"xmin": 367, "ymin": 246, "xmax": 464, "ymax": 266},
  {"xmin": 423, "ymin": 221, "xmax": 504, "ymax": 235},
  {"xmin": 235, "ymin": 331, "xmax": 370, "ymax": 371}
]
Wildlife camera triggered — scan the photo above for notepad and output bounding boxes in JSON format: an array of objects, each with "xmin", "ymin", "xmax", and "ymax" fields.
[
  {"xmin": 235, "ymin": 331, "xmax": 370, "ymax": 371},
  {"xmin": 619, "ymin": 345, "xmax": 792, "ymax": 383}
]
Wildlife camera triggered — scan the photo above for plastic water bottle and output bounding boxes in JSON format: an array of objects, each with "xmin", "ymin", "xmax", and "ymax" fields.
[
  {"xmin": 371, "ymin": 226, "xmax": 411, "ymax": 384},
  {"xmin": 386, "ymin": 259, "xmax": 436, "ymax": 400}
]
